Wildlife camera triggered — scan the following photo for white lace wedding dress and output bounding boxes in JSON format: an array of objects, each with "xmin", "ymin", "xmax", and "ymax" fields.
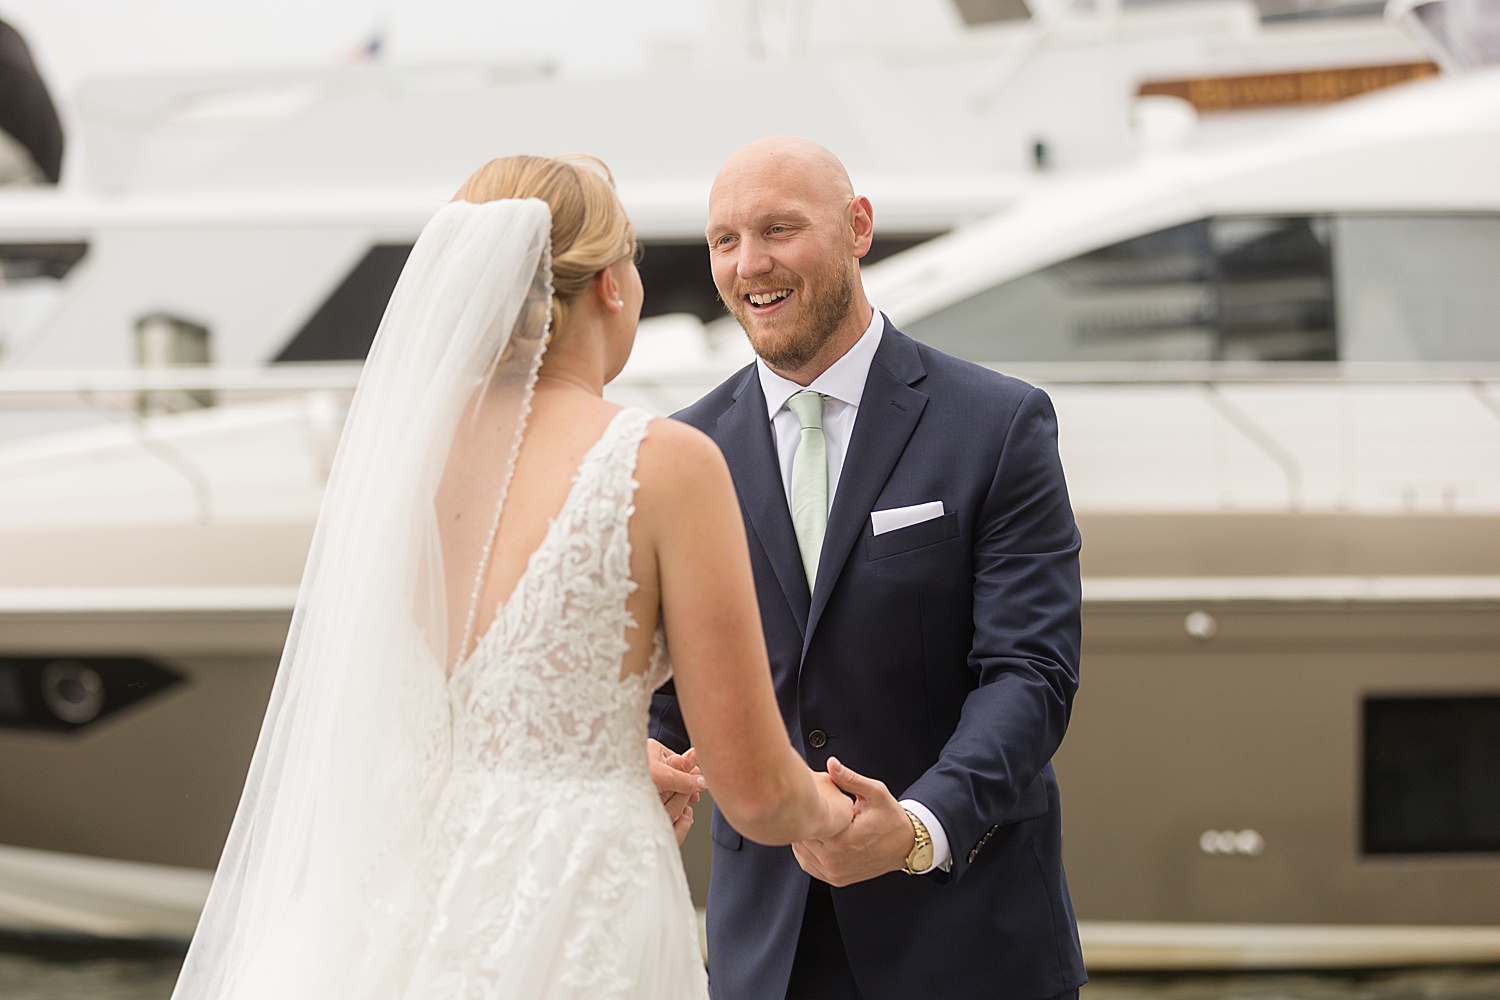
[
  {"xmin": 400, "ymin": 406, "xmax": 709, "ymax": 999},
  {"xmin": 172, "ymin": 203, "xmax": 705, "ymax": 1000}
]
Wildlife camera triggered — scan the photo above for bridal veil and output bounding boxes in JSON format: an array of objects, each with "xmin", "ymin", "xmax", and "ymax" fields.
[{"xmin": 172, "ymin": 197, "xmax": 554, "ymax": 999}]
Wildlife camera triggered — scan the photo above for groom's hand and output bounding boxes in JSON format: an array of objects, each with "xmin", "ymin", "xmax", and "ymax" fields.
[
  {"xmin": 648, "ymin": 738, "xmax": 706, "ymax": 846},
  {"xmin": 791, "ymin": 758, "xmax": 916, "ymax": 887}
]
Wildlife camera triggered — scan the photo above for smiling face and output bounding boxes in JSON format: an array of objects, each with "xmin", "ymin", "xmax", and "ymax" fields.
[{"xmin": 707, "ymin": 137, "xmax": 873, "ymax": 374}]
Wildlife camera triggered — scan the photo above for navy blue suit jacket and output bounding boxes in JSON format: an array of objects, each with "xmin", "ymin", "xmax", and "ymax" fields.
[{"xmin": 650, "ymin": 322, "xmax": 1086, "ymax": 1000}]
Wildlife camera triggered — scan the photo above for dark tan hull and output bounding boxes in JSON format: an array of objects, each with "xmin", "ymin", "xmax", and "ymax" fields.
[
  {"xmin": 0, "ymin": 611, "xmax": 283, "ymax": 871},
  {"xmin": 1058, "ymin": 599, "xmax": 1500, "ymax": 925},
  {"xmin": 0, "ymin": 514, "xmax": 1496, "ymax": 924}
]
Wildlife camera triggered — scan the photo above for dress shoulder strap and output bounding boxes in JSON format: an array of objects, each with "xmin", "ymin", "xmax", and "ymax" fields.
[
  {"xmin": 594, "ymin": 406, "xmax": 652, "ymax": 477},
  {"xmin": 565, "ymin": 406, "xmax": 653, "ymax": 526}
]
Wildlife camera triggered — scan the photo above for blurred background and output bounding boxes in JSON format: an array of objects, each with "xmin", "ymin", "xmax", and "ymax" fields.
[{"xmin": 0, "ymin": 0, "xmax": 1496, "ymax": 996}]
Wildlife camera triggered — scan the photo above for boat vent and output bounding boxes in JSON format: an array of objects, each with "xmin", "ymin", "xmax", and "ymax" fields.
[{"xmin": 0, "ymin": 657, "xmax": 183, "ymax": 733}]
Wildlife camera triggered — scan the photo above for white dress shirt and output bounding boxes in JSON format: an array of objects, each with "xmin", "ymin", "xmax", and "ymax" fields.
[{"xmin": 755, "ymin": 307, "xmax": 953, "ymax": 874}]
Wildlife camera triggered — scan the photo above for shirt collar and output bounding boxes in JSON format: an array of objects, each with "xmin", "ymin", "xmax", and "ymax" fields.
[{"xmin": 757, "ymin": 307, "xmax": 886, "ymax": 421}]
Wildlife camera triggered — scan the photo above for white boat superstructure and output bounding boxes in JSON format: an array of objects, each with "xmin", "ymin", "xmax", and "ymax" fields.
[
  {"xmin": 0, "ymin": 0, "xmax": 1439, "ymax": 376},
  {"xmin": 866, "ymin": 66, "xmax": 1500, "ymax": 355}
]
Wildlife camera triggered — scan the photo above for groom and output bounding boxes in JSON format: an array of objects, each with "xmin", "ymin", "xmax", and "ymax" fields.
[{"xmin": 649, "ymin": 136, "xmax": 1086, "ymax": 1000}]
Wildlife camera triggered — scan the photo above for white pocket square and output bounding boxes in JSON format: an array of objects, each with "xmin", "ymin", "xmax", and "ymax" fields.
[{"xmin": 870, "ymin": 501, "xmax": 945, "ymax": 536}]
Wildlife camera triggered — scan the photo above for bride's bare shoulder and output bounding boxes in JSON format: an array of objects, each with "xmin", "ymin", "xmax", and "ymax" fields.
[
  {"xmin": 636, "ymin": 417, "xmax": 727, "ymax": 482},
  {"xmin": 633, "ymin": 417, "xmax": 734, "ymax": 516}
]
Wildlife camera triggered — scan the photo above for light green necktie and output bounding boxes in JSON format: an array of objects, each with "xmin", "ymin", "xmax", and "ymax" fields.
[{"xmin": 786, "ymin": 390, "xmax": 829, "ymax": 589}]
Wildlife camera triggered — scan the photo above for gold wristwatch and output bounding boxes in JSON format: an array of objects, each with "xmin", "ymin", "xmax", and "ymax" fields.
[{"xmin": 901, "ymin": 810, "xmax": 934, "ymax": 874}]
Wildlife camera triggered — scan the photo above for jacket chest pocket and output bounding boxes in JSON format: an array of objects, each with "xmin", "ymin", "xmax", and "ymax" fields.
[{"xmin": 867, "ymin": 510, "xmax": 959, "ymax": 560}]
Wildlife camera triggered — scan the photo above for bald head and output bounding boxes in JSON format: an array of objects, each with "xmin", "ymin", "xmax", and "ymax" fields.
[
  {"xmin": 711, "ymin": 135, "xmax": 854, "ymax": 210},
  {"xmin": 706, "ymin": 136, "xmax": 874, "ymax": 382}
]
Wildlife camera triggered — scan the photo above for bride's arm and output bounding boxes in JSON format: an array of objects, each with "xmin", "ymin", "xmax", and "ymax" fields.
[{"xmin": 635, "ymin": 419, "xmax": 851, "ymax": 846}]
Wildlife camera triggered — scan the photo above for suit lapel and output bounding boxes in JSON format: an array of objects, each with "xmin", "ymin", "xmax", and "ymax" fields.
[
  {"xmin": 716, "ymin": 368, "xmax": 811, "ymax": 635},
  {"xmin": 803, "ymin": 326, "xmax": 928, "ymax": 657}
]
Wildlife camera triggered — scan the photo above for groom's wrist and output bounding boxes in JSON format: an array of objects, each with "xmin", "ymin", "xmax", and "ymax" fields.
[
  {"xmin": 898, "ymin": 799, "xmax": 952, "ymax": 873},
  {"xmin": 900, "ymin": 810, "xmax": 933, "ymax": 874}
]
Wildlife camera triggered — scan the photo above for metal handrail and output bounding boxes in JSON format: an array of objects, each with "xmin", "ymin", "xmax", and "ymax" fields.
[
  {"xmin": 1198, "ymin": 382, "xmax": 1305, "ymax": 510},
  {"xmin": 981, "ymin": 362, "xmax": 1500, "ymax": 385},
  {"xmin": 0, "ymin": 367, "xmax": 364, "ymax": 523},
  {"xmin": 3, "ymin": 362, "xmax": 1499, "ymax": 401},
  {"xmin": 0, "ymin": 365, "xmax": 364, "ymax": 410},
  {"xmin": 610, "ymin": 361, "xmax": 1500, "ymax": 387}
]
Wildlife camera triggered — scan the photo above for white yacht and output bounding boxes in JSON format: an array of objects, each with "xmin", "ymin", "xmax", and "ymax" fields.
[
  {"xmin": 1, "ymin": 0, "xmax": 1496, "ymax": 964},
  {"xmin": 608, "ymin": 61, "xmax": 1500, "ymax": 942},
  {"xmin": 859, "ymin": 66, "xmax": 1500, "ymax": 932}
]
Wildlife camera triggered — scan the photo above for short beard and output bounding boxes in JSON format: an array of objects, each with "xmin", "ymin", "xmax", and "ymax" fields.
[{"xmin": 729, "ymin": 260, "xmax": 855, "ymax": 373}]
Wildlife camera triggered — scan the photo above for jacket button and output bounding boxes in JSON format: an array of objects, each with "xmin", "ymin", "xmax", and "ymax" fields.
[{"xmin": 807, "ymin": 730, "xmax": 827, "ymax": 749}]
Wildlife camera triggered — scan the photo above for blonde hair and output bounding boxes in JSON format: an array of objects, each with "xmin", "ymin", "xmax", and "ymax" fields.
[{"xmin": 453, "ymin": 154, "xmax": 636, "ymax": 337}]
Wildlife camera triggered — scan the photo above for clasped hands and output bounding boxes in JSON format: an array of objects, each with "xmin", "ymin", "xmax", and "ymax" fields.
[
  {"xmin": 649, "ymin": 738, "xmax": 706, "ymax": 845},
  {"xmin": 647, "ymin": 739, "xmax": 916, "ymax": 885}
]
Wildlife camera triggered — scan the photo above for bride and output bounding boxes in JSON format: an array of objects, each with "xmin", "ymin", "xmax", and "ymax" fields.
[{"xmin": 171, "ymin": 154, "xmax": 853, "ymax": 999}]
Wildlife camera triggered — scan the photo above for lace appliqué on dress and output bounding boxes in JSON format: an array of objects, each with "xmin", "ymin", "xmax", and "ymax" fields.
[{"xmin": 398, "ymin": 407, "xmax": 705, "ymax": 1000}]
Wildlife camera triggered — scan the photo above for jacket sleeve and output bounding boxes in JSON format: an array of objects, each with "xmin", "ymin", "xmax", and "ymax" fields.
[
  {"xmin": 901, "ymin": 386, "xmax": 1082, "ymax": 884},
  {"xmin": 649, "ymin": 680, "xmax": 692, "ymax": 755}
]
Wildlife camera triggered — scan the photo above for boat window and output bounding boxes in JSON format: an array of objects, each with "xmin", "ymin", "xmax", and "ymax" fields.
[
  {"xmin": 637, "ymin": 234, "xmax": 938, "ymax": 326},
  {"xmin": 906, "ymin": 216, "xmax": 1336, "ymax": 363},
  {"xmin": 906, "ymin": 217, "xmax": 1332, "ymax": 365},
  {"xmin": 637, "ymin": 242, "xmax": 724, "ymax": 323},
  {"xmin": 1255, "ymin": 0, "xmax": 1387, "ymax": 22},
  {"xmin": 907, "ymin": 212, "xmax": 1500, "ymax": 364},
  {"xmin": 1363, "ymin": 695, "xmax": 1500, "ymax": 854},
  {"xmin": 952, "ymin": 0, "xmax": 1031, "ymax": 25},
  {"xmin": 1334, "ymin": 214, "xmax": 1500, "ymax": 362},
  {"xmin": 0, "ymin": 242, "xmax": 87, "ymax": 361},
  {"xmin": 275, "ymin": 235, "xmax": 942, "ymax": 361},
  {"xmin": 276, "ymin": 244, "xmax": 413, "ymax": 362}
]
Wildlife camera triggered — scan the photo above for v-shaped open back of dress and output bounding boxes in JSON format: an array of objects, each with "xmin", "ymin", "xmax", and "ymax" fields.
[{"xmin": 400, "ymin": 405, "xmax": 706, "ymax": 1000}]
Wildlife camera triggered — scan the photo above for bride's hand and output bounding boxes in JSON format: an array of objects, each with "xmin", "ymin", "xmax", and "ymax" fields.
[
  {"xmin": 671, "ymin": 804, "xmax": 695, "ymax": 846},
  {"xmin": 810, "ymin": 768, "xmax": 855, "ymax": 839},
  {"xmin": 648, "ymin": 738, "xmax": 705, "ymax": 829}
]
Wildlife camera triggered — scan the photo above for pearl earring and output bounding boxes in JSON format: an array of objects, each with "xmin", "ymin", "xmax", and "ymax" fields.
[{"xmin": 616, "ymin": 299, "xmax": 624, "ymax": 307}]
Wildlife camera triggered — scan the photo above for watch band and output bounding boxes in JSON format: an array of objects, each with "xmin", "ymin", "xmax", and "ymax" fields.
[{"xmin": 902, "ymin": 809, "xmax": 934, "ymax": 875}]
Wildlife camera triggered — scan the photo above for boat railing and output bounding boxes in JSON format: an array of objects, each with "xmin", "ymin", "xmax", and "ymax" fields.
[
  {"xmin": 2, "ymin": 362, "xmax": 1498, "ymax": 526},
  {"xmin": 0, "ymin": 366, "xmax": 363, "ymax": 526},
  {"xmin": 0, "ymin": 363, "xmax": 365, "ymax": 411},
  {"xmin": 3, "ymin": 360, "xmax": 1495, "ymax": 398}
]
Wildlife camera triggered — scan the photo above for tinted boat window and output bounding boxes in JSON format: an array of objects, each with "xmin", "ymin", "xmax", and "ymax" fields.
[
  {"xmin": 0, "ymin": 242, "xmax": 87, "ymax": 361},
  {"xmin": 907, "ymin": 217, "xmax": 1336, "ymax": 362},
  {"xmin": 1335, "ymin": 215, "xmax": 1500, "ymax": 362},
  {"xmin": 638, "ymin": 235, "xmax": 936, "ymax": 325},
  {"xmin": 1363, "ymin": 695, "xmax": 1500, "ymax": 854},
  {"xmin": 1216, "ymin": 216, "xmax": 1335, "ymax": 360},
  {"xmin": 276, "ymin": 244, "xmax": 413, "ymax": 362},
  {"xmin": 275, "ymin": 235, "xmax": 943, "ymax": 361}
]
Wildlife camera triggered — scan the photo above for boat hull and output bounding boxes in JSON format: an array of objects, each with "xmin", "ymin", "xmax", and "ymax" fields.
[{"xmin": 2, "ymin": 593, "xmax": 1496, "ymax": 938}]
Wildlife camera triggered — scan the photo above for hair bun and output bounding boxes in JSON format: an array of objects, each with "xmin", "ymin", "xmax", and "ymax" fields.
[{"xmin": 452, "ymin": 154, "xmax": 635, "ymax": 336}]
